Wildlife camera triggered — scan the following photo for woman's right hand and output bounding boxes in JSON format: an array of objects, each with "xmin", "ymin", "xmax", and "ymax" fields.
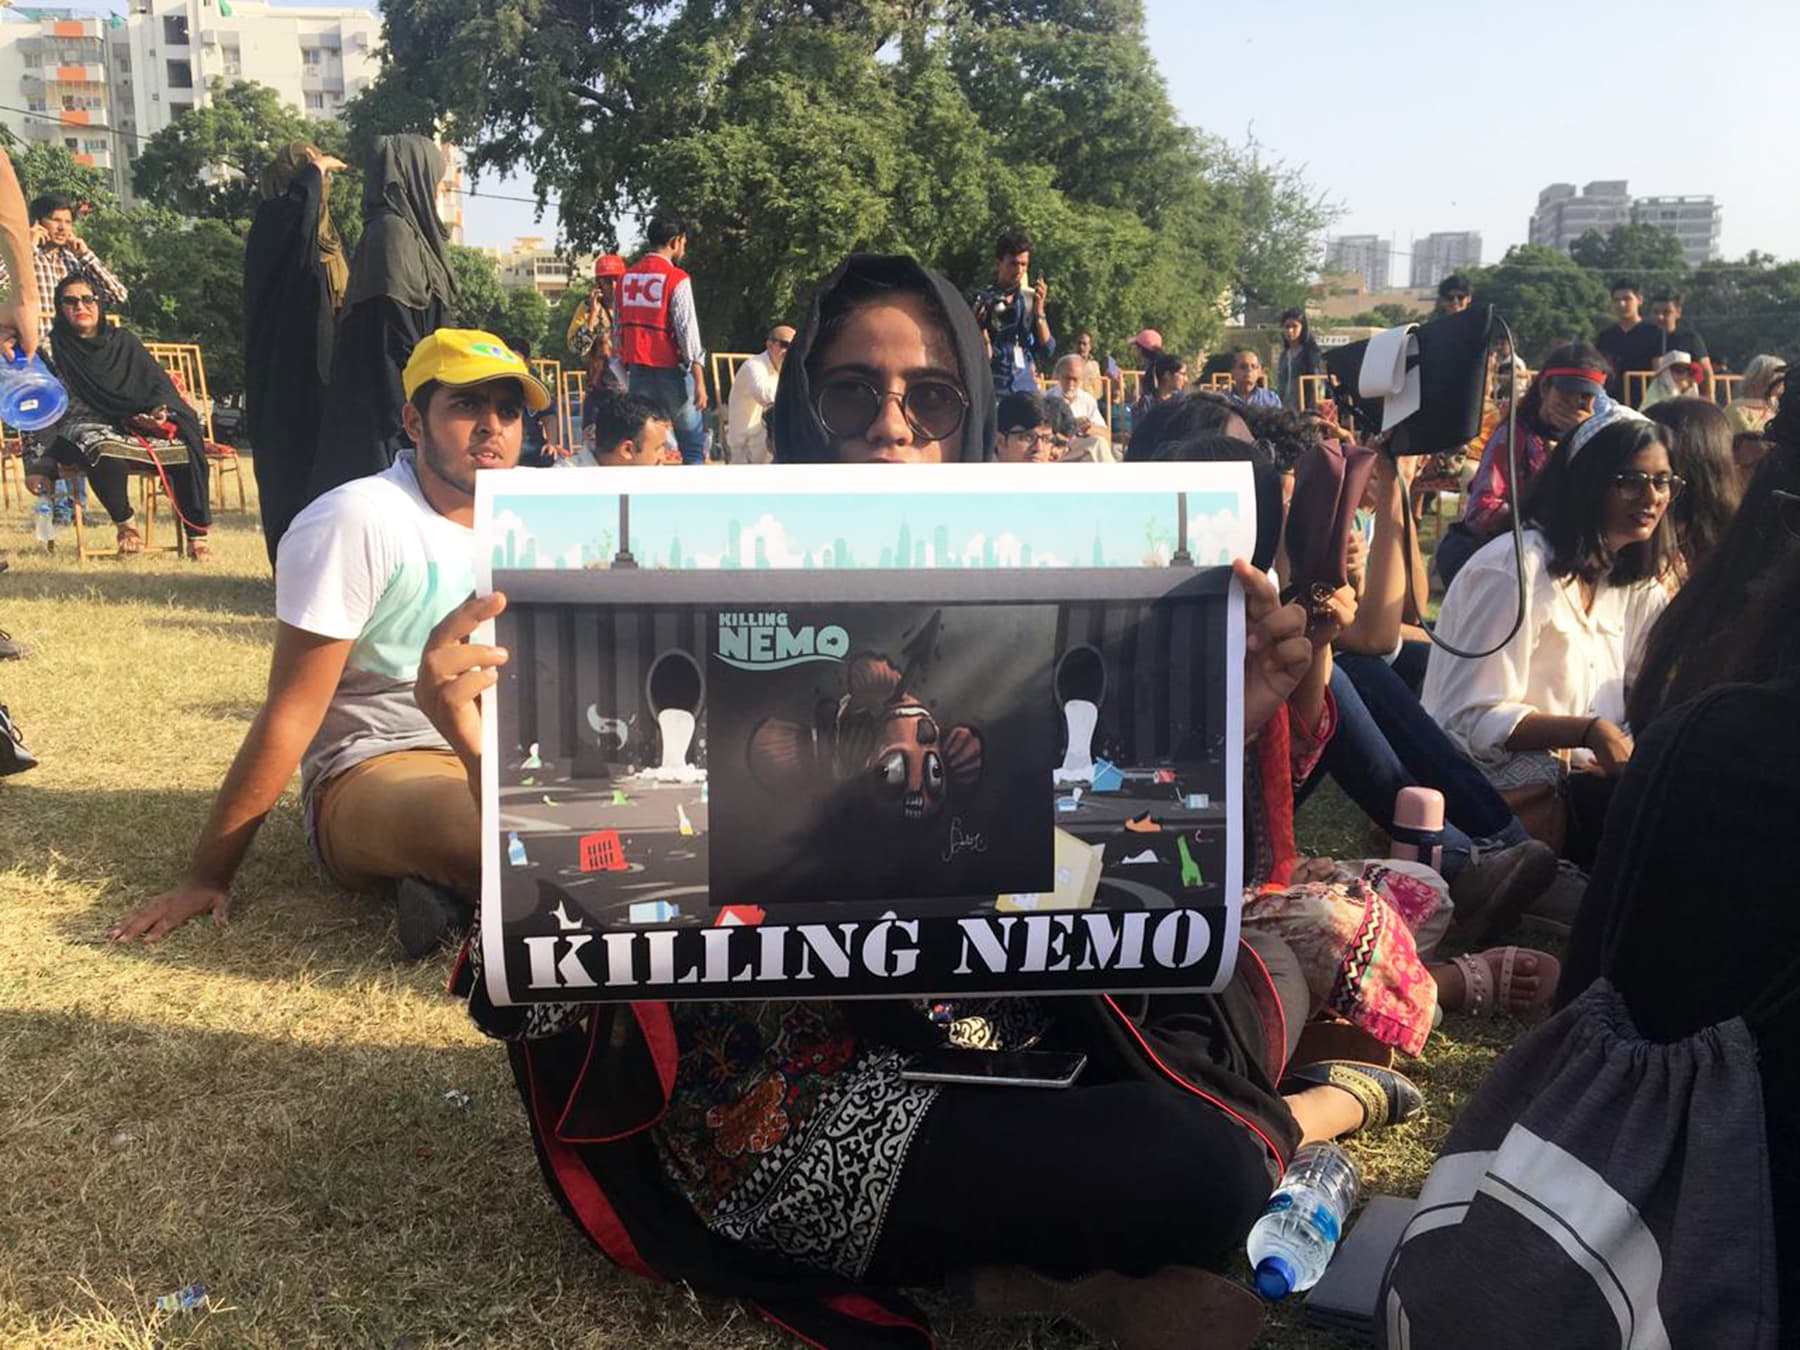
[
  {"xmin": 25, "ymin": 472, "xmax": 49, "ymax": 496},
  {"xmin": 1582, "ymin": 718, "xmax": 1634, "ymax": 775}
]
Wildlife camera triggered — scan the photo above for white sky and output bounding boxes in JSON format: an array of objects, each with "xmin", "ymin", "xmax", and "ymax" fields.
[{"xmin": 443, "ymin": 0, "xmax": 1792, "ymax": 263}]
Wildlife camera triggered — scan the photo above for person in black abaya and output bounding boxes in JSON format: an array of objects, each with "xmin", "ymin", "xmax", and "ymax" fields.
[
  {"xmin": 24, "ymin": 274, "xmax": 213, "ymax": 558},
  {"xmin": 243, "ymin": 141, "xmax": 347, "ymax": 564},
  {"xmin": 306, "ymin": 134, "xmax": 453, "ymax": 502}
]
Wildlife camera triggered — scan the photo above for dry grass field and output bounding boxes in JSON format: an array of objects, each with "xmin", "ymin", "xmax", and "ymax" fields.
[{"xmin": 0, "ymin": 477, "xmax": 1520, "ymax": 1349}]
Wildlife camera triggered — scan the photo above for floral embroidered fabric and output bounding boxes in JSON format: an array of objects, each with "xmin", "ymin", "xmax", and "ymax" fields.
[{"xmin": 652, "ymin": 1001, "xmax": 938, "ymax": 1280}]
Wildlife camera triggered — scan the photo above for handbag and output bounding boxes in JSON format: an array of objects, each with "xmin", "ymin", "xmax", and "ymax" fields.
[
  {"xmin": 0, "ymin": 703, "xmax": 37, "ymax": 776},
  {"xmin": 1283, "ymin": 438, "xmax": 1376, "ymax": 620},
  {"xmin": 1379, "ymin": 686, "xmax": 1794, "ymax": 1350}
]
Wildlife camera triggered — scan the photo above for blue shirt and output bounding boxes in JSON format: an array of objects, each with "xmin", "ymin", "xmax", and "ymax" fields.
[
  {"xmin": 979, "ymin": 286, "xmax": 1055, "ymax": 393},
  {"xmin": 1229, "ymin": 386, "xmax": 1282, "ymax": 410}
]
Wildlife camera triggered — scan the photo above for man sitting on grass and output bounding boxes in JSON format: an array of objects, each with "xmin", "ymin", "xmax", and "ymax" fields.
[{"xmin": 108, "ymin": 329, "xmax": 546, "ymax": 956}]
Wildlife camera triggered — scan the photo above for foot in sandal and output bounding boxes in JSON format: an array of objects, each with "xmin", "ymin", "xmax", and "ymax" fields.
[
  {"xmin": 115, "ymin": 522, "xmax": 143, "ymax": 555},
  {"xmin": 186, "ymin": 535, "xmax": 213, "ymax": 562},
  {"xmin": 1434, "ymin": 946, "xmax": 1560, "ymax": 1019}
]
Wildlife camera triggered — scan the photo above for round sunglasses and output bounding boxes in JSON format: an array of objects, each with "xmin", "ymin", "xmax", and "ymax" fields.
[{"xmin": 815, "ymin": 377, "xmax": 968, "ymax": 444}]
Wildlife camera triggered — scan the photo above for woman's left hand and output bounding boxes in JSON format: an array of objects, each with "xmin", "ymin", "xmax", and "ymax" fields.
[
  {"xmin": 1308, "ymin": 584, "xmax": 1357, "ymax": 649},
  {"xmin": 1239, "ymin": 559, "xmax": 1314, "ymax": 733}
]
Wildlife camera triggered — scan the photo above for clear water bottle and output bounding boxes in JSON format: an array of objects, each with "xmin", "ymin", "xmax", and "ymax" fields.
[
  {"xmin": 1247, "ymin": 1141, "xmax": 1361, "ymax": 1299},
  {"xmin": 0, "ymin": 349, "xmax": 68, "ymax": 431},
  {"xmin": 33, "ymin": 494, "xmax": 54, "ymax": 548}
]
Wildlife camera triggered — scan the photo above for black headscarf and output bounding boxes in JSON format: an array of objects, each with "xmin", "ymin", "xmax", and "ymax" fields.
[
  {"xmin": 771, "ymin": 253, "xmax": 995, "ymax": 463},
  {"xmin": 50, "ymin": 278, "xmax": 189, "ymax": 423},
  {"xmin": 342, "ymin": 134, "xmax": 455, "ymax": 311}
]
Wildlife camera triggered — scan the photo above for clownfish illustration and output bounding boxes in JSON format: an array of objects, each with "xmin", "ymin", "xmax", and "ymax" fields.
[{"xmin": 748, "ymin": 654, "xmax": 983, "ymax": 825}]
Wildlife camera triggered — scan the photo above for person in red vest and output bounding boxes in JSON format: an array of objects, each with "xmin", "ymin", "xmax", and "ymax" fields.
[{"xmin": 618, "ymin": 214, "xmax": 707, "ymax": 464}]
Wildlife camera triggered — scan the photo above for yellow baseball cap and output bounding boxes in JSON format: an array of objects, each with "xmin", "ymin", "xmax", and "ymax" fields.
[{"xmin": 402, "ymin": 328, "xmax": 551, "ymax": 412}]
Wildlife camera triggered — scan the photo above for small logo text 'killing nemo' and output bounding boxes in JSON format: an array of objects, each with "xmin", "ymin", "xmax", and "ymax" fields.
[{"xmin": 717, "ymin": 612, "xmax": 851, "ymax": 670}]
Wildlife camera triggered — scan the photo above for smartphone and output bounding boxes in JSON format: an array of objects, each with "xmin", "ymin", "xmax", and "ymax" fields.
[{"xmin": 899, "ymin": 1047, "xmax": 1087, "ymax": 1089}]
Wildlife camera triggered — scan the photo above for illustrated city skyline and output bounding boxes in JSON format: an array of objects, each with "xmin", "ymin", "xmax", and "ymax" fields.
[{"xmin": 490, "ymin": 489, "xmax": 1251, "ymax": 573}]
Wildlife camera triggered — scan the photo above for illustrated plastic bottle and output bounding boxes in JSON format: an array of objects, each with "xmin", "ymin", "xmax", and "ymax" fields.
[
  {"xmin": 506, "ymin": 831, "xmax": 529, "ymax": 867},
  {"xmin": 1390, "ymin": 786, "xmax": 1445, "ymax": 872},
  {"xmin": 0, "ymin": 349, "xmax": 69, "ymax": 431},
  {"xmin": 33, "ymin": 494, "xmax": 53, "ymax": 548},
  {"xmin": 1247, "ymin": 1141, "xmax": 1361, "ymax": 1299}
]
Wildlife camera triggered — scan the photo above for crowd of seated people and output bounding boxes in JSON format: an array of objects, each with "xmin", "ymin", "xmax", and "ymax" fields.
[{"xmin": 34, "ymin": 134, "xmax": 1794, "ymax": 1348}]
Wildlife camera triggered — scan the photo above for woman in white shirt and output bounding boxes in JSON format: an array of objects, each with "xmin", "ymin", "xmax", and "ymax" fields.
[
  {"xmin": 1046, "ymin": 354, "xmax": 1114, "ymax": 462},
  {"xmin": 1422, "ymin": 407, "xmax": 1679, "ymax": 862}
]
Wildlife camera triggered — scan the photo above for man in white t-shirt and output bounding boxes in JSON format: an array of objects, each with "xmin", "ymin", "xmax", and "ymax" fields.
[
  {"xmin": 724, "ymin": 324, "xmax": 793, "ymax": 463},
  {"xmin": 108, "ymin": 328, "xmax": 548, "ymax": 955}
]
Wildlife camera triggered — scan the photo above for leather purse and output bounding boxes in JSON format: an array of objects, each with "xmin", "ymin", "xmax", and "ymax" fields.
[{"xmin": 1284, "ymin": 439, "xmax": 1378, "ymax": 621}]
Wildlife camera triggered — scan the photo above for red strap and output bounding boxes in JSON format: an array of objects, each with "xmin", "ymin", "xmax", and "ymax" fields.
[{"xmin": 128, "ymin": 427, "xmax": 203, "ymax": 535}]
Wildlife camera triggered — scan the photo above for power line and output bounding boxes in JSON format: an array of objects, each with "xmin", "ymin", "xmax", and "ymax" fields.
[{"xmin": 0, "ymin": 104, "xmax": 560, "ymax": 205}]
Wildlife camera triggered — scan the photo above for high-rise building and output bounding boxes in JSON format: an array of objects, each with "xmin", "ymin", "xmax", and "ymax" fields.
[
  {"xmin": 1629, "ymin": 195, "xmax": 1721, "ymax": 266},
  {"xmin": 1529, "ymin": 181, "xmax": 1721, "ymax": 265},
  {"xmin": 1324, "ymin": 234, "xmax": 1391, "ymax": 292},
  {"xmin": 1529, "ymin": 181, "xmax": 1633, "ymax": 253},
  {"xmin": 0, "ymin": 13, "xmax": 123, "ymax": 191},
  {"xmin": 0, "ymin": 0, "xmax": 383, "ymax": 200},
  {"xmin": 1409, "ymin": 231, "xmax": 1482, "ymax": 290}
]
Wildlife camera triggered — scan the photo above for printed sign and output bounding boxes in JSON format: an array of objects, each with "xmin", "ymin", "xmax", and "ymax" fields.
[{"xmin": 476, "ymin": 464, "xmax": 1256, "ymax": 1004}]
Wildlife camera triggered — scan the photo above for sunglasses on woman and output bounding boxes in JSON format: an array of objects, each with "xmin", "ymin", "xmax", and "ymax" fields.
[
  {"xmin": 60, "ymin": 294, "xmax": 97, "ymax": 308},
  {"xmin": 814, "ymin": 377, "xmax": 968, "ymax": 443},
  {"xmin": 1612, "ymin": 470, "xmax": 1685, "ymax": 501}
]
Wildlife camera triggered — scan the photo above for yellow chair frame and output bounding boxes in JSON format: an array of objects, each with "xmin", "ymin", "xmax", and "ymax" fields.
[{"xmin": 142, "ymin": 341, "xmax": 246, "ymax": 512}]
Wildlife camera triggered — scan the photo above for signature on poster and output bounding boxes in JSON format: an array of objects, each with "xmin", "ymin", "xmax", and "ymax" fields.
[{"xmin": 942, "ymin": 818, "xmax": 988, "ymax": 862}]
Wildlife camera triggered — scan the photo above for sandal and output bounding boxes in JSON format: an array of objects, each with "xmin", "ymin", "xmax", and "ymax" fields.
[
  {"xmin": 1443, "ymin": 946, "xmax": 1560, "ymax": 1019},
  {"xmin": 115, "ymin": 523, "xmax": 144, "ymax": 555},
  {"xmin": 185, "ymin": 535, "xmax": 213, "ymax": 563},
  {"xmin": 1280, "ymin": 1059, "xmax": 1423, "ymax": 1134}
]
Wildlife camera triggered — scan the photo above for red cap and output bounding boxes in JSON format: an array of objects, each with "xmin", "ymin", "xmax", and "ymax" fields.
[
  {"xmin": 594, "ymin": 253, "xmax": 626, "ymax": 278},
  {"xmin": 1132, "ymin": 328, "xmax": 1163, "ymax": 351}
]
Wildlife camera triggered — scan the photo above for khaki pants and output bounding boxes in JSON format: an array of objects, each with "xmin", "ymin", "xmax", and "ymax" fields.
[{"xmin": 314, "ymin": 748, "xmax": 480, "ymax": 899}]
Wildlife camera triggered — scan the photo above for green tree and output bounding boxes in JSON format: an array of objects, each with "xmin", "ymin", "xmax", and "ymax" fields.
[
  {"xmin": 359, "ymin": 0, "xmax": 1320, "ymax": 360},
  {"xmin": 1569, "ymin": 222, "xmax": 1689, "ymax": 296},
  {"xmin": 1684, "ymin": 253, "xmax": 1800, "ymax": 369},
  {"xmin": 1348, "ymin": 302, "xmax": 1425, "ymax": 328},
  {"xmin": 11, "ymin": 143, "xmax": 116, "ymax": 213},
  {"xmin": 1467, "ymin": 245, "xmax": 1612, "ymax": 361},
  {"xmin": 500, "ymin": 286, "xmax": 551, "ymax": 352},
  {"xmin": 547, "ymin": 285, "xmax": 590, "ymax": 363},
  {"xmin": 446, "ymin": 244, "xmax": 506, "ymax": 331},
  {"xmin": 131, "ymin": 79, "xmax": 362, "ymax": 247},
  {"xmin": 1208, "ymin": 135, "xmax": 1339, "ymax": 317}
]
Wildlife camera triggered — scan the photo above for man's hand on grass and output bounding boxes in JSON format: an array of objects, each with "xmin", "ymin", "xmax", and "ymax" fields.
[{"xmin": 108, "ymin": 881, "xmax": 231, "ymax": 943}]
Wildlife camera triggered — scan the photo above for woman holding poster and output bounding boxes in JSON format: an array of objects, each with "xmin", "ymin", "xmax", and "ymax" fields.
[{"xmin": 424, "ymin": 255, "xmax": 1415, "ymax": 1350}]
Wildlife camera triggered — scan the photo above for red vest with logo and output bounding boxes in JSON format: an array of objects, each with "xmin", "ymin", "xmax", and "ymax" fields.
[{"xmin": 617, "ymin": 253, "xmax": 689, "ymax": 369}]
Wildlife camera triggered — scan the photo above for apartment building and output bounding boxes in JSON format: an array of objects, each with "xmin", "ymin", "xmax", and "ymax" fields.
[
  {"xmin": 1408, "ymin": 231, "xmax": 1482, "ymax": 290},
  {"xmin": 0, "ymin": 0, "xmax": 382, "ymax": 200},
  {"xmin": 1530, "ymin": 181, "xmax": 1721, "ymax": 265},
  {"xmin": 1323, "ymin": 234, "xmax": 1392, "ymax": 293},
  {"xmin": 0, "ymin": 14, "xmax": 122, "ymax": 189}
]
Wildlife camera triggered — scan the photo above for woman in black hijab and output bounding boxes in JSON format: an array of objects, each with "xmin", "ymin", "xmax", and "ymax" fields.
[
  {"xmin": 24, "ymin": 273, "xmax": 212, "ymax": 558},
  {"xmin": 306, "ymin": 134, "xmax": 455, "ymax": 502},
  {"xmin": 771, "ymin": 253, "xmax": 995, "ymax": 463},
  {"xmin": 243, "ymin": 141, "xmax": 346, "ymax": 564},
  {"xmin": 453, "ymin": 257, "xmax": 1340, "ymax": 1350}
]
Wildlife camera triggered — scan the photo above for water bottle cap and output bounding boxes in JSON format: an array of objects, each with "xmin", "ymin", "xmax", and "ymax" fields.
[{"xmin": 1253, "ymin": 1255, "xmax": 1296, "ymax": 1301}]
